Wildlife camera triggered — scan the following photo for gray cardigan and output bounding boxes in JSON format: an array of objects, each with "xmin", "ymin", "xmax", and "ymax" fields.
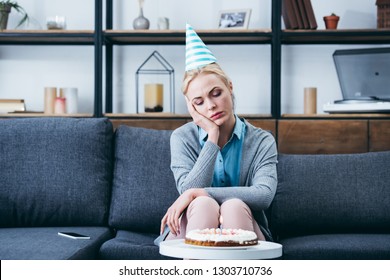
[{"xmin": 170, "ymin": 118, "xmax": 278, "ymax": 240}]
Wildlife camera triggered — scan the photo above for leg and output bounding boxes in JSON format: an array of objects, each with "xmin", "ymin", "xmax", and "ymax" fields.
[
  {"xmin": 186, "ymin": 196, "xmax": 220, "ymax": 232},
  {"xmin": 165, "ymin": 196, "xmax": 220, "ymax": 240},
  {"xmin": 220, "ymin": 198, "xmax": 265, "ymax": 240}
]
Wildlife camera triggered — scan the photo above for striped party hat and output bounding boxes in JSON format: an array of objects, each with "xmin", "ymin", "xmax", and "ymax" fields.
[{"xmin": 185, "ymin": 23, "xmax": 217, "ymax": 71}]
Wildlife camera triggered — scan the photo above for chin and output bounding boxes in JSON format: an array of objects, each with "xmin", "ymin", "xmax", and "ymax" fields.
[{"xmin": 213, "ymin": 116, "xmax": 227, "ymax": 127}]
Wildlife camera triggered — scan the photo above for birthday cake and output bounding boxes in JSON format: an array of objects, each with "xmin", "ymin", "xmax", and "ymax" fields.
[{"xmin": 185, "ymin": 228, "xmax": 258, "ymax": 247}]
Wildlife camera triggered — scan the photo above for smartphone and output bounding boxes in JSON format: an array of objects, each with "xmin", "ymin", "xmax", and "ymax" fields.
[{"xmin": 58, "ymin": 231, "xmax": 91, "ymax": 240}]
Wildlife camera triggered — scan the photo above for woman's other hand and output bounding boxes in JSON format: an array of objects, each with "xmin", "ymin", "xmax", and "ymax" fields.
[{"xmin": 160, "ymin": 188, "xmax": 208, "ymax": 236}]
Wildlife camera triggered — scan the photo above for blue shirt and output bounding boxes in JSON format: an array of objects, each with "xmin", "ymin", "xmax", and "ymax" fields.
[{"xmin": 198, "ymin": 115, "xmax": 246, "ymax": 187}]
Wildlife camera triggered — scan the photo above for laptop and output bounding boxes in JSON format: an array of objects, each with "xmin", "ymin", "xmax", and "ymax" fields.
[{"xmin": 323, "ymin": 47, "xmax": 390, "ymax": 113}]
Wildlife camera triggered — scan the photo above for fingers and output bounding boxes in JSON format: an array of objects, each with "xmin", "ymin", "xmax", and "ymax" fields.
[
  {"xmin": 186, "ymin": 98, "xmax": 198, "ymax": 119},
  {"xmin": 169, "ymin": 210, "xmax": 180, "ymax": 236},
  {"xmin": 161, "ymin": 208, "xmax": 181, "ymax": 236},
  {"xmin": 186, "ymin": 98, "xmax": 215, "ymax": 130},
  {"xmin": 160, "ymin": 214, "xmax": 168, "ymax": 235}
]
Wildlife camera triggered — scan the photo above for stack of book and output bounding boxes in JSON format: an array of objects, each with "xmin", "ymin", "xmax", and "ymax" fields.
[
  {"xmin": 282, "ymin": 0, "xmax": 317, "ymax": 30},
  {"xmin": 0, "ymin": 99, "xmax": 26, "ymax": 114}
]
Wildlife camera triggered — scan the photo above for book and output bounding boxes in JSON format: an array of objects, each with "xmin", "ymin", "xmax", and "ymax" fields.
[
  {"xmin": 0, "ymin": 99, "xmax": 26, "ymax": 113},
  {"xmin": 281, "ymin": 0, "xmax": 292, "ymax": 29},
  {"xmin": 291, "ymin": 0, "xmax": 304, "ymax": 29},
  {"xmin": 282, "ymin": 0, "xmax": 299, "ymax": 29},
  {"xmin": 297, "ymin": 0, "xmax": 310, "ymax": 29},
  {"xmin": 303, "ymin": 0, "xmax": 318, "ymax": 29}
]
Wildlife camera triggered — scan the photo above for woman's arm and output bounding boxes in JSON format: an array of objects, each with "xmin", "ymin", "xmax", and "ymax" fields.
[
  {"xmin": 170, "ymin": 127, "xmax": 219, "ymax": 194},
  {"xmin": 205, "ymin": 131, "xmax": 278, "ymax": 211}
]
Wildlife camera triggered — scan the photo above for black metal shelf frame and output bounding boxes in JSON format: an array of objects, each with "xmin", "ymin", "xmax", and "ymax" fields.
[{"xmin": 94, "ymin": 0, "xmax": 104, "ymax": 117}]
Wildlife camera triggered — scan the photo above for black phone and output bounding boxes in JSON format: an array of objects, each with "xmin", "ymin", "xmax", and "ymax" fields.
[{"xmin": 58, "ymin": 232, "xmax": 91, "ymax": 240}]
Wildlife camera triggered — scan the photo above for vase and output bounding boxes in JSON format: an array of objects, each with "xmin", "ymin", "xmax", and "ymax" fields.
[
  {"xmin": 323, "ymin": 15, "xmax": 340, "ymax": 30},
  {"xmin": 0, "ymin": 4, "xmax": 11, "ymax": 30},
  {"xmin": 133, "ymin": 7, "xmax": 150, "ymax": 30}
]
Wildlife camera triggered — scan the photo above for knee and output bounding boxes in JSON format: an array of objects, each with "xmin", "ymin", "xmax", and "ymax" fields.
[
  {"xmin": 188, "ymin": 196, "xmax": 219, "ymax": 215},
  {"xmin": 221, "ymin": 198, "xmax": 251, "ymax": 215}
]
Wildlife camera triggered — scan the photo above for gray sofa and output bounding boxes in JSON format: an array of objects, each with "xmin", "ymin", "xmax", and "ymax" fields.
[
  {"xmin": 270, "ymin": 153, "xmax": 390, "ymax": 259},
  {"xmin": 1, "ymin": 117, "xmax": 389, "ymax": 260},
  {"xmin": 0, "ymin": 118, "xmax": 114, "ymax": 259}
]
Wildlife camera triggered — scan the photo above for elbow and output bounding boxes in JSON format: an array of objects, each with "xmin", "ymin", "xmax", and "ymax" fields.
[{"xmin": 251, "ymin": 184, "xmax": 277, "ymax": 211}]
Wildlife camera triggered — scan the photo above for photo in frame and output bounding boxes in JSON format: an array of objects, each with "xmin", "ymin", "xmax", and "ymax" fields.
[{"xmin": 218, "ymin": 9, "xmax": 251, "ymax": 29}]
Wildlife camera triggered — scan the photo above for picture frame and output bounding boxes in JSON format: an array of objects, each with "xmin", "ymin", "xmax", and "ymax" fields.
[{"xmin": 218, "ymin": 9, "xmax": 252, "ymax": 29}]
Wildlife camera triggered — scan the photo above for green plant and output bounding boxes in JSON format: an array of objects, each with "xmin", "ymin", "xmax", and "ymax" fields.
[{"xmin": 0, "ymin": 0, "xmax": 29, "ymax": 28}]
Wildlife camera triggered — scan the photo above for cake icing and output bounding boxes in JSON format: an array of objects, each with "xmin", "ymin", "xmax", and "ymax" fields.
[{"xmin": 185, "ymin": 228, "xmax": 258, "ymax": 246}]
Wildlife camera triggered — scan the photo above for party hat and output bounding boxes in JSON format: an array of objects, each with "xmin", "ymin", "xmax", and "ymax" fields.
[{"xmin": 185, "ymin": 23, "xmax": 217, "ymax": 71}]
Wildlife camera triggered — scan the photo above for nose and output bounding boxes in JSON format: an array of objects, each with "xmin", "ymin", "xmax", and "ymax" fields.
[{"xmin": 207, "ymin": 99, "xmax": 216, "ymax": 110}]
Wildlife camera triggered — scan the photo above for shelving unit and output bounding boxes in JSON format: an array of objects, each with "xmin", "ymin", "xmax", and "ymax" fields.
[
  {"xmin": 2, "ymin": 0, "xmax": 388, "ymax": 118},
  {"xmin": 0, "ymin": 0, "xmax": 101, "ymax": 118},
  {"xmin": 1, "ymin": 0, "xmax": 389, "ymax": 153},
  {"xmin": 0, "ymin": 29, "xmax": 97, "ymax": 118}
]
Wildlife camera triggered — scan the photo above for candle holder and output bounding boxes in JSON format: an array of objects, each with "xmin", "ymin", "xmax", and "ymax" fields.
[{"xmin": 135, "ymin": 51, "xmax": 175, "ymax": 113}]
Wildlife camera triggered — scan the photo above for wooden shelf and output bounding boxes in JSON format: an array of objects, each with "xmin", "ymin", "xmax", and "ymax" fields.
[
  {"xmin": 104, "ymin": 113, "xmax": 273, "ymax": 119},
  {"xmin": 0, "ymin": 30, "xmax": 95, "ymax": 45},
  {"xmin": 105, "ymin": 113, "xmax": 189, "ymax": 119},
  {"xmin": 105, "ymin": 113, "xmax": 390, "ymax": 120},
  {"xmin": 282, "ymin": 29, "xmax": 390, "ymax": 44},
  {"xmin": 107, "ymin": 114, "xmax": 276, "ymax": 133},
  {"xmin": 104, "ymin": 29, "xmax": 273, "ymax": 45}
]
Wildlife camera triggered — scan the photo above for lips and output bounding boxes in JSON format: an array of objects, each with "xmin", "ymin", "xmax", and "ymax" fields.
[{"xmin": 210, "ymin": 112, "xmax": 223, "ymax": 120}]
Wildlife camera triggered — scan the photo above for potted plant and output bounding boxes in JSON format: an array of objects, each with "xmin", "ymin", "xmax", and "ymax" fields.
[
  {"xmin": 0, "ymin": 0, "xmax": 29, "ymax": 30},
  {"xmin": 323, "ymin": 13, "xmax": 340, "ymax": 30}
]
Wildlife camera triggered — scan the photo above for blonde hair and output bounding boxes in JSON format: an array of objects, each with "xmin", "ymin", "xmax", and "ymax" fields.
[{"xmin": 182, "ymin": 63, "xmax": 232, "ymax": 95}]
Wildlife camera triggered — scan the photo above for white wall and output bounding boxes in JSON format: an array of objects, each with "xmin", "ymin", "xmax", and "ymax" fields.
[{"xmin": 0, "ymin": 0, "xmax": 387, "ymax": 114}]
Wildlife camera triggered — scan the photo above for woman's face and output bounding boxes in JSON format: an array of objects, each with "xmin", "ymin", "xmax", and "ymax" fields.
[{"xmin": 186, "ymin": 72, "xmax": 234, "ymax": 127}]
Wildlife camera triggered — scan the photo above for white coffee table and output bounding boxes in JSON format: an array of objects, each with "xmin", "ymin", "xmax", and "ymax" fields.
[{"xmin": 159, "ymin": 239, "xmax": 282, "ymax": 260}]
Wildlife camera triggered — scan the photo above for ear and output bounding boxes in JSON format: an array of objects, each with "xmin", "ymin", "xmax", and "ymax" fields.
[{"xmin": 229, "ymin": 81, "xmax": 233, "ymax": 94}]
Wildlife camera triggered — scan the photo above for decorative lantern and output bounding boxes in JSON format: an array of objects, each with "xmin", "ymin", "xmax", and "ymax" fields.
[{"xmin": 135, "ymin": 51, "xmax": 175, "ymax": 113}]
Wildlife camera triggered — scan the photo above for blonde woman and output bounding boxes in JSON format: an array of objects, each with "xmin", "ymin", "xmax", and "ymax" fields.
[{"xmin": 155, "ymin": 25, "xmax": 277, "ymax": 245}]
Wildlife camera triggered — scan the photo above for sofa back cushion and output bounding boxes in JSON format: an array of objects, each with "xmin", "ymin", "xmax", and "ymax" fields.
[
  {"xmin": 270, "ymin": 151, "xmax": 390, "ymax": 238},
  {"xmin": 0, "ymin": 118, "xmax": 113, "ymax": 227},
  {"xmin": 109, "ymin": 126, "xmax": 178, "ymax": 234}
]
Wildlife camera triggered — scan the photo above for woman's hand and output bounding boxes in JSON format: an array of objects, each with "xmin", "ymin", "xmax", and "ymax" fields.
[
  {"xmin": 160, "ymin": 188, "xmax": 208, "ymax": 236},
  {"xmin": 186, "ymin": 98, "xmax": 220, "ymax": 145}
]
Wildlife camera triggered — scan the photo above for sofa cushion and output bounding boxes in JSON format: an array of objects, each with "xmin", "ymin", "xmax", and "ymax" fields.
[
  {"xmin": 270, "ymin": 151, "xmax": 390, "ymax": 238},
  {"xmin": 279, "ymin": 234, "xmax": 390, "ymax": 260},
  {"xmin": 0, "ymin": 118, "xmax": 113, "ymax": 227},
  {"xmin": 0, "ymin": 226, "xmax": 113, "ymax": 260},
  {"xmin": 109, "ymin": 126, "xmax": 178, "ymax": 233},
  {"xmin": 99, "ymin": 230, "xmax": 175, "ymax": 260}
]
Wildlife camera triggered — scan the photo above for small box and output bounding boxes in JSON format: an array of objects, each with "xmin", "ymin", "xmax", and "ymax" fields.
[{"xmin": 376, "ymin": 0, "xmax": 390, "ymax": 28}]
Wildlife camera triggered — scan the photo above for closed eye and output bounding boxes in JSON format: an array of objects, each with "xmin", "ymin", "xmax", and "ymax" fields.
[
  {"xmin": 193, "ymin": 98, "xmax": 203, "ymax": 106},
  {"xmin": 212, "ymin": 90, "xmax": 222, "ymax": 97}
]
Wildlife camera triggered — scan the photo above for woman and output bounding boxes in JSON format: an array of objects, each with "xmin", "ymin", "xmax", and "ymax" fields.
[
  {"xmin": 154, "ymin": 24, "xmax": 277, "ymax": 245},
  {"xmin": 158, "ymin": 63, "xmax": 278, "ymax": 243}
]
